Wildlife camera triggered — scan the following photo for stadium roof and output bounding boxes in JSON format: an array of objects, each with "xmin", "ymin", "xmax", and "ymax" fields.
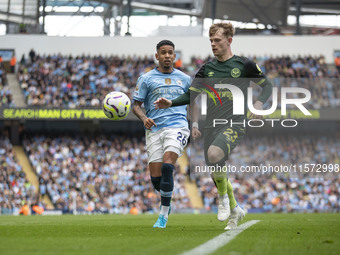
[{"xmin": 1, "ymin": 0, "xmax": 340, "ymax": 34}]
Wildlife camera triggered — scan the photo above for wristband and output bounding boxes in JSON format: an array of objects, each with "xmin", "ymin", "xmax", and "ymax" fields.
[{"xmin": 192, "ymin": 122, "xmax": 199, "ymax": 129}]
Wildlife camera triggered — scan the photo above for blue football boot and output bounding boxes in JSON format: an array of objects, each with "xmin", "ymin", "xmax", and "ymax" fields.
[{"xmin": 153, "ymin": 214, "xmax": 168, "ymax": 228}]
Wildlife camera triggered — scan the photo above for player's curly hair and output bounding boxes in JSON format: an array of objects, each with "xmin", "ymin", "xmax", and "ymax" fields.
[
  {"xmin": 209, "ymin": 22, "xmax": 235, "ymax": 38},
  {"xmin": 156, "ymin": 40, "xmax": 175, "ymax": 51}
]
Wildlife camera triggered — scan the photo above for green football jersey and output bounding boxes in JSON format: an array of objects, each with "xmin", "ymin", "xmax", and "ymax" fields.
[{"xmin": 190, "ymin": 55, "xmax": 272, "ymax": 129}]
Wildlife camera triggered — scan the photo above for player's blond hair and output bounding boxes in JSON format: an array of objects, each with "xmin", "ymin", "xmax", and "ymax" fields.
[{"xmin": 209, "ymin": 22, "xmax": 235, "ymax": 38}]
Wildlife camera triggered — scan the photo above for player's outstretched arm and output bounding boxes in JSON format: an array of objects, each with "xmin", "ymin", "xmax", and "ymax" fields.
[
  {"xmin": 132, "ymin": 100, "xmax": 157, "ymax": 130},
  {"xmin": 154, "ymin": 97, "xmax": 172, "ymax": 109},
  {"xmin": 154, "ymin": 89, "xmax": 191, "ymax": 109}
]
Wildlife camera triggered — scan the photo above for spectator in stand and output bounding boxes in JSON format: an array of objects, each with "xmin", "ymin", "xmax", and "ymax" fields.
[
  {"xmin": 335, "ymin": 55, "xmax": 340, "ymax": 74},
  {"xmin": 29, "ymin": 48, "xmax": 36, "ymax": 63},
  {"xmin": 20, "ymin": 54, "xmax": 26, "ymax": 65},
  {"xmin": 10, "ymin": 53, "xmax": 16, "ymax": 73}
]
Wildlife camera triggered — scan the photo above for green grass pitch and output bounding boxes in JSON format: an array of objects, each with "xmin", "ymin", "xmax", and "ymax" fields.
[{"xmin": 0, "ymin": 213, "xmax": 339, "ymax": 255}]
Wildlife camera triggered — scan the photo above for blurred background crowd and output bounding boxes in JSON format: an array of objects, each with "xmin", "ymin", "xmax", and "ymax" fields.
[
  {"xmin": 0, "ymin": 50, "xmax": 339, "ymax": 215},
  {"xmin": 7, "ymin": 52, "xmax": 340, "ymax": 109},
  {"xmin": 188, "ymin": 131, "xmax": 340, "ymax": 213},
  {"xmin": 1, "ymin": 131, "xmax": 191, "ymax": 215},
  {"xmin": 1, "ymin": 130, "xmax": 339, "ymax": 215},
  {"xmin": 0, "ymin": 131, "xmax": 38, "ymax": 214}
]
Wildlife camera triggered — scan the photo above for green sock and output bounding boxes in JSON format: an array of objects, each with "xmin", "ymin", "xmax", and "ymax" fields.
[
  {"xmin": 214, "ymin": 178, "xmax": 228, "ymax": 196},
  {"xmin": 227, "ymin": 179, "xmax": 237, "ymax": 210}
]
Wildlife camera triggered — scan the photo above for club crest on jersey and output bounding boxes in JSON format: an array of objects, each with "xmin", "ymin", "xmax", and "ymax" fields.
[
  {"xmin": 176, "ymin": 80, "xmax": 183, "ymax": 86},
  {"xmin": 165, "ymin": 78, "xmax": 171, "ymax": 84},
  {"xmin": 231, "ymin": 68, "xmax": 241, "ymax": 78}
]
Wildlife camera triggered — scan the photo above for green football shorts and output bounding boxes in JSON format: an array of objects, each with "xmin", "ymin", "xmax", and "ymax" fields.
[{"xmin": 204, "ymin": 125, "xmax": 246, "ymax": 164}]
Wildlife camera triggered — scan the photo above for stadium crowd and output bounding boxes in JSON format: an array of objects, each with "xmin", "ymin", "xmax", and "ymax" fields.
[
  {"xmin": 1, "ymin": 129, "xmax": 338, "ymax": 215},
  {"xmin": 197, "ymin": 175, "xmax": 339, "ymax": 213},
  {"xmin": 1, "ymin": 51, "xmax": 339, "ymax": 215},
  {"xmin": 0, "ymin": 131, "xmax": 37, "ymax": 215},
  {"xmin": 15, "ymin": 53, "xmax": 340, "ymax": 109},
  {"xmin": 22, "ymin": 134, "xmax": 191, "ymax": 214},
  {"xmin": 188, "ymin": 131, "xmax": 340, "ymax": 213},
  {"xmin": 260, "ymin": 55, "xmax": 340, "ymax": 109},
  {"xmin": 191, "ymin": 55, "xmax": 340, "ymax": 110},
  {"xmin": 17, "ymin": 54, "xmax": 155, "ymax": 107},
  {"xmin": 0, "ymin": 66, "xmax": 14, "ymax": 107}
]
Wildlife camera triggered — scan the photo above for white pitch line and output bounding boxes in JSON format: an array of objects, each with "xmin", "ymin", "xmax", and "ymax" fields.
[{"xmin": 181, "ymin": 220, "xmax": 260, "ymax": 255}]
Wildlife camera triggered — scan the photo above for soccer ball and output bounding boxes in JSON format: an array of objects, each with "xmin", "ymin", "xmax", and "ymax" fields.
[{"xmin": 102, "ymin": 91, "xmax": 131, "ymax": 120}]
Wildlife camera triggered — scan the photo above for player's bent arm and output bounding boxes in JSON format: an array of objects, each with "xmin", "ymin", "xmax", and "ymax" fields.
[
  {"xmin": 244, "ymin": 60, "xmax": 273, "ymax": 105},
  {"xmin": 257, "ymin": 79, "xmax": 273, "ymax": 104},
  {"xmin": 132, "ymin": 100, "xmax": 156, "ymax": 130},
  {"xmin": 132, "ymin": 100, "xmax": 147, "ymax": 122},
  {"xmin": 249, "ymin": 80, "xmax": 272, "ymax": 119}
]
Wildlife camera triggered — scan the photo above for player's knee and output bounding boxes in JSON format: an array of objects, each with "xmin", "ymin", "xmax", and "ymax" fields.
[
  {"xmin": 207, "ymin": 146, "xmax": 225, "ymax": 164},
  {"xmin": 213, "ymin": 171, "xmax": 227, "ymax": 179},
  {"xmin": 163, "ymin": 149, "xmax": 179, "ymax": 164},
  {"xmin": 161, "ymin": 163, "xmax": 174, "ymax": 182},
  {"xmin": 151, "ymin": 176, "xmax": 161, "ymax": 192}
]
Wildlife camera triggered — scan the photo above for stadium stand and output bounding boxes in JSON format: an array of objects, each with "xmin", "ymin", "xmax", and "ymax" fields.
[
  {"xmin": 15, "ymin": 54, "xmax": 340, "ymax": 109},
  {"xmin": 0, "ymin": 130, "xmax": 41, "ymax": 215},
  {"xmin": 2, "ymin": 129, "xmax": 338, "ymax": 214},
  {"xmin": 1, "ymin": 52, "xmax": 339, "ymax": 215},
  {"xmin": 260, "ymin": 55, "xmax": 340, "ymax": 109},
  {"xmin": 0, "ymin": 66, "xmax": 15, "ymax": 107},
  {"xmin": 188, "ymin": 131, "xmax": 340, "ymax": 213},
  {"xmin": 22, "ymin": 134, "xmax": 191, "ymax": 214},
  {"xmin": 17, "ymin": 54, "xmax": 155, "ymax": 107}
]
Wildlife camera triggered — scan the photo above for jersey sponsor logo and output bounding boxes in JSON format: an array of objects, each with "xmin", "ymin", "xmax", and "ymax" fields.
[
  {"xmin": 152, "ymin": 87, "xmax": 184, "ymax": 98},
  {"xmin": 231, "ymin": 68, "xmax": 241, "ymax": 78},
  {"xmin": 207, "ymin": 71, "xmax": 214, "ymax": 77},
  {"xmin": 176, "ymin": 80, "xmax": 183, "ymax": 86},
  {"xmin": 165, "ymin": 78, "xmax": 171, "ymax": 84}
]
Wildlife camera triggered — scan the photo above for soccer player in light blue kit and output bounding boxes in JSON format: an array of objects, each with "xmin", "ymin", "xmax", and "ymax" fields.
[{"xmin": 132, "ymin": 40, "xmax": 191, "ymax": 228}]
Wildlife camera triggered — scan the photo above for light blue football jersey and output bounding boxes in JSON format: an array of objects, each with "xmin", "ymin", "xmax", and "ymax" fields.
[{"xmin": 133, "ymin": 68, "xmax": 191, "ymax": 132}]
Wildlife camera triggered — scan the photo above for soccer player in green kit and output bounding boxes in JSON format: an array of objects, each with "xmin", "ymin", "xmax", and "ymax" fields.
[{"xmin": 154, "ymin": 22, "xmax": 273, "ymax": 230}]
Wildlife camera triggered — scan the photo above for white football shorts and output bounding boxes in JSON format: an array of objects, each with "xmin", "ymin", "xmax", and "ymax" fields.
[{"xmin": 146, "ymin": 127, "xmax": 190, "ymax": 163}]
